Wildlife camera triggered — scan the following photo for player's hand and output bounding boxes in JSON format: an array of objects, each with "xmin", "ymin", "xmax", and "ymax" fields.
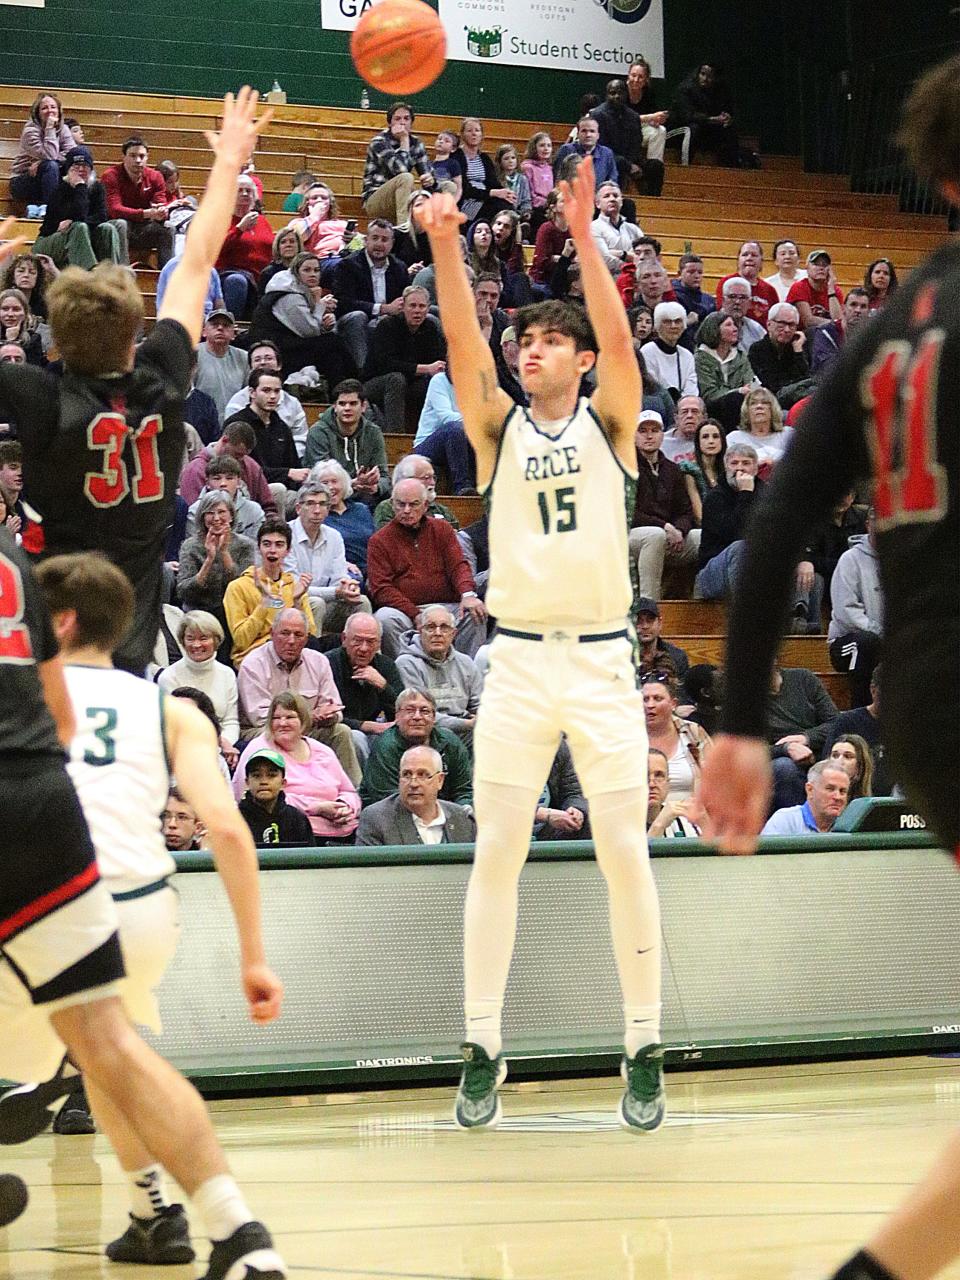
[
  {"xmin": 205, "ymin": 86, "xmax": 275, "ymax": 171},
  {"xmin": 415, "ymin": 192, "xmax": 466, "ymax": 243},
  {"xmin": 0, "ymin": 218, "xmax": 28, "ymax": 268},
  {"xmin": 242, "ymin": 962, "xmax": 284, "ymax": 1024},
  {"xmin": 558, "ymin": 155, "xmax": 597, "ymax": 245},
  {"xmin": 697, "ymin": 734, "xmax": 771, "ymax": 855}
]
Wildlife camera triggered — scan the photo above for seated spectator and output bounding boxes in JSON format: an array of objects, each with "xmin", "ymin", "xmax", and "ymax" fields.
[
  {"xmin": 157, "ymin": 610, "xmax": 240, "ymax": 756},
  {"xmin": 635, "ymin": 598, "xmax": 691, "ymax": 691},
  {"xmin": 454, "ymin": 117, "xmax": 512, "ymax": 226},
  {"xmin": 223, "ymin": 518, "xmax": 317, "ymax": 667},
  {"xmin": 668, "ymin": 63, "xmax": 745, "ymax": 168},
  {"xmin": 327, "ymin": 612, "xmax": 403, "ymax": 766},
  {"xmin": 162, "ymin": 787, "xmax": 206, "ymax": 852},
  {"xmin": 590, "ymin": 79, "xmax": 650, "ymax": 195},
  {"xmin": 695, "ymin": 444, "xmax": 821, "ymax": 630},
  {"xmin": 101, "ymin": 136, "xmax": 172, "ymax": 266},
  {"xmin": 521, "ymin": 132, "xmax": 555, "ymax": 231},
  {"xmin": 360, "ymin": 687, "xmax": 472, "ymax": 808},
  {"xmin": 284, "ymin": 479, "xmax": 370, "ymax": 636},
  {"xmin": 640, "ymin": 303, "xmax": 698, "ymax": 400},
  {"xmin": 368, "ymin": 478, "xmax": 484, "ymax": 658},
  {"xmin": 304, "ymin": 377, "xmax": 388, "ymax": 504},
  {"xmin": 493, "ymin": 144, "xmax": 532, "ymax": 238},
  {"xmin": 681, "ymin": 416, "xmax": 727, "ymax": 525},
  {"xmin": 631, "ymin": 304, "xmax": 654, "ymax": 344},
  {"xmin": 224, "ymin": 339, "xmax": 309, "ymax": 458},
  {"xmin": 761, "ymin": 759, "xmax": 849, "ymax": 835},
  {"xmin": 226, "ymin": 369, "xmax": 307, "ymax": 497},
  {"xmin": 672, "ymin": 254, "xmax": 716, "ymax": 343},
  {"xmin": 374, "ymin": 455, "xmax": 460, "ymax": 530},
  {"xmin": 431, "ymin": 128, "xmax": 462, "ymax": 201},
  {"xmin": 413, "ymin": 371, "xmax": 476, "ymax": 496},
  {"xmin": 625, "ymin": 58, "xmax": 668, "ymax": 195},
  {"xmin": 766, "ymin": 665, "xmax": 839, "ymax": 812},
  {"xmin": 178, "ymin": 421, "xmax": 276, "ymax": 514},
  {"xmin": 810, "ymin": 288, "xmax": 871, "ymax": 375},
  {"xmin": 642, "ymin": 674, "xmax": 712, "ymax": 798},
  {"xmin": 237, "ymin": 748, "xmax": 316, "ymax": 847},
  {"xmin": 765, "ymin": 239, "xmax": 806, "ymax": 303},
  {"xmin": 333, "ymin": 220, "xmax": 409, "ymax": 372},
  {"xmin": 236, "ymin": 607, "xmax": 360, "ymax": 782},
  {"xmin": 168, "ymin": 685, "xmax": 232, "ymax": 780},
  {"xmin": 0, "ymin": 289, "xmax": 45, "ymax": 365},
  {"xmin": 466, "ymin": 219, "xmax": 503, "ymax": 287},
  {"xmin": 156, "ymin": 253, "xmax": 223, "ymax": 325},
  {"xmin": 786, "ymin": 250, "xmax": 844, "ymax": 331},
  {"xmin": 826, "ymin": 733, "xmax": 874, "ymax": 802},
  {"xmin": 0, "ymin": 253, "xmax": 57, "ymax": 322},
  {"xmin": 176, "ymin": 490, "xmax": 255, "ymax": 622},
  {"xmin": 716, "ymin": 242, "xmax": 778, "ymax": 325},
  {"xmin": 457, "ymin": 514, "xmax": 489, "ymax": 598},
  {"xmin": 531, "ymin": 737, "xmax": 589, "ymax": 841},
  {"xmin": 215, "ymin": 173, "xmax": 274, "ymax": 318},
  {"xmin": 362, "ymin": 102, "xmax": 442, "ymax": 228},
  {"xmin": 627, "ymin": 260, "xmax": 673, "ymax": 315},
  {"xmin": 10, "ymin": 92, "xmax": 73, "ymax": 214},
  {"xmin": 682, "ymin": 662, "xmax": 723, "ymax": 735},
  {"xmin": 472, "ymin": 272, "xmax": 511, "ymax": 354},
  {"xmin": 33, "ymin": 147, "xmax": 123, "ymax": 269},
  {"xmin": 647, "ymin": 748, "xmax": 701, "ymax": 838},
  {"xmin": 282, "ymin": 169, "xmax": 317, "ymax": 214},
  {"xmin": 747, "ymin": 303, "xmax": 812, "ymax": 405},
  {"xmin": 396, "ymin": 604, "xmax": 482, "ymax": 746},
  {"xmin": 823, "ymin": 664, "xmax": 891, "ymax": 795},
  {"xmin": 285, "ymin": 182, "xmax": 350, "ymax": 263},
  {"xmin": 496, "ymin": 324, "xmax": 530, "ymax": 407},
  {"xmin": 310, "ymin": 459, "xmax": 376, "ymax": 581},
  {"xmin": 491, "ymin": 210, "xmax": 533, "ymax": 306},
  {"xmin": 0, "ymin": 440, "xmax": 42, "ymax": 551},
  {"xmin": 864, "ymin": 257, "xmax": 898, "ymax": 311},
  {"xmin": 629, "ymin": 410, "xmax": 700, "ymax": 599},
  {"xmin": 363, "ymin": 285, "xmax": 446, "ymax": 432},
  {"xmin": 807, "ymin": 489, "xmax": 867, "ymax": 610},
  {"xmin": 727, "ymin": 387, "xmax": 796, "ymax": 473},
  {"xmin": 554, "ymin": 116, "xmax": 618, "ymax": 190},
  {"xmin": 357, "ymin": 744, "xmax": 476, "ymax": 846},
  {"xmin": 719, "ymin": 277, "xmax": 766, "ymax": 349},
  {"xmin": 392, "ymin": 189, "xmax": 435, "ymax": 275},
  {"xmin": 694, "ymin": 311, "xmax": 758, "ymax": 429},
  {"xmin": 591, "ymin": 182, "xmax": 643, "ymax": 274},
  {"xmin": 259, "ymin": 227, "xmax": 303, "ymax": 292},
  {"xmin": 828, "ymin": 510, "xmax": 883, "ymax": 707},
  {"xmin": 156, "ymin": 160, "xmax": 198, "ymax": 249},
  {"xmin": 63, "ymin": 117, "xmax": 84, "ymax": 145},
  {"xmin": 661, "ymin": 394, "xmax": 706, "ymax": 464},
  {"xmin": 194, "ymin": 309, "xmax": 249, "ymax": 422},
  {"xmin": 530, "ymin": 188, "xmax": 570, "ymax": 292},
  {"xmin": 249, "ymin": 251, "xmax": 354, "ymax": 384},
  {"xmin": 234, "ymin": 692, "xmax": 360, "ymax": 843}
]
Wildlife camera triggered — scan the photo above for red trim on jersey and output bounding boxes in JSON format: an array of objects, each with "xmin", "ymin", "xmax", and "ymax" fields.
[{"xmin": 0, "ymin": 862, "xmax": 101, "ymax": 943}]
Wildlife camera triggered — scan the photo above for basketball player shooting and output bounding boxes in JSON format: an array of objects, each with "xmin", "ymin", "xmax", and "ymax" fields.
[{"xmin": 417, "ymin": 157, "xmax": 665, "ymax": 1133}]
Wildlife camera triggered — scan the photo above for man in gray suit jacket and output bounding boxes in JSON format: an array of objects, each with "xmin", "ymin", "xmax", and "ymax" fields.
[{"xmin": 356, "ymin": 745, "xmax": 476, "ymax": 846}]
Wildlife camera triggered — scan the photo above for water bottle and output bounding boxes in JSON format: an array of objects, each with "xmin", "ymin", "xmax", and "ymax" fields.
[{"xmin": 360, "ymin": 87, "xmax": 371, "ymax": 110}]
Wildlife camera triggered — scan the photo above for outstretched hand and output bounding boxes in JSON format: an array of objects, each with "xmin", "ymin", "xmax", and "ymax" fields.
[
  {"xmin": 0, "ymin": 218, "xmax": 28, "ymax": 270},
  {"xmin": 697, "ymin": 734, "xmax": 772, "ymax": 855},
  {"xmin": 414, "ymin": 192, "xmax": 466, "ymax": 242},
  {"xmin": 558, "ymin": 155, "xmax": 597, "ymax": 243},
  {"xmin": 205, "ymin": 86, "xmax": 274, "ymax": 170}
]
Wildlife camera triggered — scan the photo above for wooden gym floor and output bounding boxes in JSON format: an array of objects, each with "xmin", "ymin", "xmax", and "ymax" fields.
[{"xmin": 2, "ymin": 1055, "xmax": 960, "ymax": 1279}]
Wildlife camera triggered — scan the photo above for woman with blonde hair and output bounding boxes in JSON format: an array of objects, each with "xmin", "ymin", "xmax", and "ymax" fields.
[
  {"xmin": 285, "ymin": 182, "xmax": 349, "ymax": 262},
  {"xmin": 158, "ymin": 610, "xmax": 240, "ymax": 762},
  {"xmin": 0, "ymin": 288, "xmax": 47, "ymax": 364},
  {"xmin": 726, "ymin": 385, "xmax": 795, "ymax": 473}
]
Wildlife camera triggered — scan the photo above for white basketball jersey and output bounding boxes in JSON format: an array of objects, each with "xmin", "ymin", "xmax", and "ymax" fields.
[
  {"xmin": 64, "ymin": 666, "xmax": 175, "ymax": 890},
  {"xmin": 483, "ymin": 398, "xmax": 637, "ymax": 626}
]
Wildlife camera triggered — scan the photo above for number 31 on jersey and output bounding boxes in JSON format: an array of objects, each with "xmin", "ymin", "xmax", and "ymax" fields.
[{"xmin": 84, "ymin": 413, "xmax": 164, "ymax": 509}]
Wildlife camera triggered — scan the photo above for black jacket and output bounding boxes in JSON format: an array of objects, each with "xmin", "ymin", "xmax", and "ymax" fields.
[
  {"xmin": 748, "ymin": 335, "xmax": 810, "ymax": 395},
  {"xmin": 224, "ymin": 405, "xmax": 299, "ymax": 487},
  {"xmin": 699, "ymin": 478, "xmax": 765, "ymax": 567},
  {"xmin": 326, "ymin": 645, "xmax": 404, "ymax": 730},
  {"xmin": 238, "ymin": 791, "xmax": 316, "ymax": 846},
  {"xmin": 39, "ymin": 178, "xmax": 109, "ymax": 236},
  {"xmin": 333, "ymin": 250, "xmax": 408, "ymax": 319},
  {"xmin": 362, "ymin": 314, "xmax": 446, "ymax": 381},
  {"xmin": 589, "ymin": 101, "xmax": 643, "ymax": 164}
]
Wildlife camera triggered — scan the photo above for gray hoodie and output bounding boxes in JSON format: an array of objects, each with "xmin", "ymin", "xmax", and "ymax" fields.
[
  {"xmin": 395, "ymin": 633, "xmax": 483, "ymax": 729},
  {"xmin": 828, "ymin": 534, "xmax": 884, "ymax": 640}
]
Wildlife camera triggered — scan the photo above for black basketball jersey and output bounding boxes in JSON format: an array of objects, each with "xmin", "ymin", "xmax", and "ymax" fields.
[
  {"xmin": 722, "ymin": 241, "xmax": 960, "ymax": 740},
  {"xmin": 0, "ymin": 319, "xmax": 193, "ymax": 673},
  {"xmin": 0, "ymin": 528, "xmax": 62, "ymax": 761}
]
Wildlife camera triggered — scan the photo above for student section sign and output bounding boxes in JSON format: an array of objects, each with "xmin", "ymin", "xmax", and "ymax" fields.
[{"xmin": 438, "ymin": 0, "xmax": 664, "ymax": 77}]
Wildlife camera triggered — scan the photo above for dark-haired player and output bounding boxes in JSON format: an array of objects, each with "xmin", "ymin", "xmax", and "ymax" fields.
[
  {"xmin": 699, "ymin": 54, "xmax": 960, "ymax": 1280},
  {"xmin": 0, "ymin": 88, "xmax": 272, "ymax": 675},
  {"xmin": 418, "ymin": 158, "xmax": 664, "ymax": 1133}
]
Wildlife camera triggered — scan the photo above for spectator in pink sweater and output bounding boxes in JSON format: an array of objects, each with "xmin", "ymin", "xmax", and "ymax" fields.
[
  {"xmin": 9, "ymin": 92, "xmax": 74, "ymax": 214},
  {"xmin": 521, "ymin": 132, "xmax": 555, "ymax": 233}
]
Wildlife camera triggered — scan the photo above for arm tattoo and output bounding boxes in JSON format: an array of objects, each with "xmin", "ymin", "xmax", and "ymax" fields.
[{"xmin": 479, "ymin": 370, "xmax": 497, "ymax": 404}]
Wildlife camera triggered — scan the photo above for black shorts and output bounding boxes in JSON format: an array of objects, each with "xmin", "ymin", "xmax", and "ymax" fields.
[
  {"xmin": 0, "ymin": 760, "xmax": 125, "ymax": 1006},
  {"xmin": 883, "ymin": 657, "xmax": 960, "ymax": 853}
]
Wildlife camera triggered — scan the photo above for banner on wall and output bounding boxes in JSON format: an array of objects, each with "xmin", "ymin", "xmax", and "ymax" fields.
[
  {"xmin": 320, "ymin": 0, "xmax": 382, "ymax": 31},
  {"xmin": 438, "ymin": 0, "xmax": 664, "ymax": 77},
  {"xmin": 0, "ymin": 0, "xmax": 45, "ymax": 6}
]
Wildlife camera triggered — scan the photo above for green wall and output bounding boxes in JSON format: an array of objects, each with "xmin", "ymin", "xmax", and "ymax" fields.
[{"xmin": 0, "ymin": 0, "xmax": 800, "ymax": 151}]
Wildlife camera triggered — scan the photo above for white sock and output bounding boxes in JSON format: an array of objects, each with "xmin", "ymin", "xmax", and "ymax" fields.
[
  {"xmin": 464, "ymin": 1000, "xmax": 503, "ymax": 1059},
  {"xmin": 624, "ymin": 1014, "xmax": 662, "ymax": 1059},
  {"xmin": 127, "ymin": 1164, "xmax": 168, "ymax": 1220},
  {"xmin": 191, "ymin": 1174, "xmax": 253, "ymax": 1242}
]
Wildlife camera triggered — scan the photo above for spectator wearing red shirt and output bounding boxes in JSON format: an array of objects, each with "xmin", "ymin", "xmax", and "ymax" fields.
[
  {"xmin": 786, "ymin": 249, "xmax": 844, "ymax": 330},
  {"xmin": 716, "ymin": 241, "xmax": 779, "ymax": 326},
  {"xmin": 101, "ymin": 136, "xmax": 173, "ymax": 266},
  {"xmin": 216, "ymin": 174, "xmax": 275, "ymax": 319},
  {"xmin": 530, "ymin": 189, "xmax": 570, "ymax": 291},
  {"xmin": 367, "ymin": 477, "xmax": 486, "ymax": 659}
]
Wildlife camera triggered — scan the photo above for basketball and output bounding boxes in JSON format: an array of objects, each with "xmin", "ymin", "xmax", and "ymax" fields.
[
  {"xmin": 350, "ymin": 0, "xmax": 446, "ymax": 96},
  {"xmin": 0, "ymin": 1174, "xmax": 28, "ymax": 1228}
]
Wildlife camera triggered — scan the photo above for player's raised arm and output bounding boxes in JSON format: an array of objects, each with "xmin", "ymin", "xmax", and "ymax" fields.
[
  {"xmin": 159, "ymin": 87, "xmax": 274, "ymax": 345},
  {"xmin": 416, "ymin": 193, "xmax": 512, "ymax": 477},
  {"xmin": 163, "ymin": 694, "xmax": 283, "ymax": 1024},
  {"xmin": 559, "ymin": 158, "xmax": 641, "ymax": 463}
]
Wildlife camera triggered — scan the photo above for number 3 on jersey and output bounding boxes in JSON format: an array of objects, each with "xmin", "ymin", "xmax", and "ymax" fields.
[
  {"xmin": 0, "ymin": 553, "xmax": 32, "ymax": 663},
  {"xmin": 84, "ymin": 413, "xmax": 164, "ymax": 508},
  {"xmin": 537, "ymin": 485, "xmax": 578, "ymax": 534}
]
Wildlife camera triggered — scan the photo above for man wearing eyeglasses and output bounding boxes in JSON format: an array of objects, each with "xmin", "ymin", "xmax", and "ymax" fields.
[
  {"xmin": 360, "ymin": 688, "xmax": 473, "ymax": 808},
  {"xmin": 356, "ymin": 744, "xmax": 476, "ymax": 846},
  {"xmin": 396, "ymin": 605, "xmax": 483, "ymax": 747},
  {"xmin": 720, "ymin": 276, "xmax": 765, "ymax": 351},
  {"xmin": 748, "ymin": 303, "xmax": 812, "ymax": 403}
]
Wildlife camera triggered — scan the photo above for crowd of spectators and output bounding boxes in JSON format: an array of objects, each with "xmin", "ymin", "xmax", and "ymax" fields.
[{"xmin": 1, "ymin": 72, "xmax": 908, "ymax": 848}]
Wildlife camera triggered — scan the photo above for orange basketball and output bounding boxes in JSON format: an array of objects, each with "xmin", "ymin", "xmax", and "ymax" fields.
[{"xmin": 351, "ymin": 0, "xmax": 447, "ymax": 95}]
